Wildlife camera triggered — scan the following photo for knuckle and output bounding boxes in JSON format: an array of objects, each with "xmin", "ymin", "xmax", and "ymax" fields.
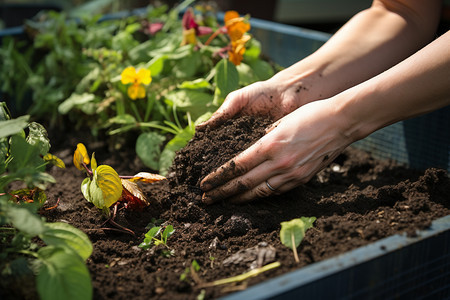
[{"xmin": 254, "ymin": 186, "xmax": 272, "ymax": 198}]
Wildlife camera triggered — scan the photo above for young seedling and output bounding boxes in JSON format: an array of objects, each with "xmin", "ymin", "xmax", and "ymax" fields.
[
  {"xmin": 73, "ymin": 143, "xmax": 166, "ymax": 234},
  {"xmin": 139, "ymin": 224, "xmax": 175, "ymax": 257},
  {"xmin": 280, "ymin": 217, "xmax": 316, "ymax": 263}
]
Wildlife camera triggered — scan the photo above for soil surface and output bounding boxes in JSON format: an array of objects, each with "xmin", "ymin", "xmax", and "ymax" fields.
[{"xmin": 29, "ymin": 116, "xmax": 450, "ymax": 299}]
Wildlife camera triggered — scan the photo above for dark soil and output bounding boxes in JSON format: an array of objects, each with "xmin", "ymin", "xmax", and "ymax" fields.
[{"xmin": 36, "ymin": 116, "xmax": 450, "ymax": 299}]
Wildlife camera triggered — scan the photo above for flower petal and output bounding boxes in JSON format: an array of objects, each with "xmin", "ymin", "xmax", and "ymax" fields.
[
  {"xmin": 137, "ymin": 68, "xmax": 152, "ymax": 85},
  {"xmin": 121, "ymin": 66, "xmax": 137, "ymax": 84}
]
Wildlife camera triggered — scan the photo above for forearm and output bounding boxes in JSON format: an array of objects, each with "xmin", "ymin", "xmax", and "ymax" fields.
[
  {"xmin": 335, "ymin": 30, "xmax": 450, "ymax": 142},
  {"xmin": 271, "ymin": 0, "xmax": 441, "ymax": 105}
]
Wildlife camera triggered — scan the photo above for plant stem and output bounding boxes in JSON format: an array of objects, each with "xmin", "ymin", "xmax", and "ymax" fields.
[
  {"xmin": 130, "ymin": 101, "xmax": 142, "ymax": 122},
  {"xmin": 202, "ymin": 261, "xmax": 281, "ymax": 287},
  {"xmin": 291, "ymin": 233, "xmax": 300, "ymax": 263}
]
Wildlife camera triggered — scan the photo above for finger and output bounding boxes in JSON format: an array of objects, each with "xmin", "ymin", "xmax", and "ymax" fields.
[
  {"xmin": 200, "ymin": 138, "xmax": 268, "ymax": 192},
  {"xmin": 229, "ymin": 176, "xmax": 288, "ymax": 204},
  {"xmin": 201, "ymin": 159, "xmax": 275, "ymax": 204},
  {"xmin": 196, "ymin": 91, "xmax": 244, "ymax": 129}
]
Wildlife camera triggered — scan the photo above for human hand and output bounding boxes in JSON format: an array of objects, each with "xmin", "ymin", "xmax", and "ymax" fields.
[
  {"xmin": 198, "ymin": 76, "xmax": 309, "ymax": 130},
  {"xmin": 200, "ymin": 99, "xmax": 353, "ymax": 204}
]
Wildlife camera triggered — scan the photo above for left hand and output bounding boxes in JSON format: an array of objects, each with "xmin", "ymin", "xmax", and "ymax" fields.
[{"xmin": 200, "ymin": 99, "xmax": 354, "ymax": 204}]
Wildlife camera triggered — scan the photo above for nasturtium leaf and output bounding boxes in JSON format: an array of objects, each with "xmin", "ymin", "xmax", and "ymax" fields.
[
  {"xmin": 280, "ymin": 217, "xmax": 316, "ymax": 250},
  {"xmin": 135, "ymin": 132, "xmax": 166, "ymax": 170},
  {"xmin": 40, "ymin": 222, "xmax": 93, "ymax": 261},
  {"xmin": 26, "ymin": 122, "xmax": 51, "ymax": 156},
  {"xmin": 129, "ymin": 172, "xmax": 166, "ymax": 183},
  {"xmin": 43, "ymin": 153, "xmax": 66, "ymax": 169},
  {"xmin": 214, "ymin": 58, "xmax": 239, "ymax": 100},
  {"xmin": 236, "ymin": 63, "xmax": 258, "ymax": 86},
  {"xmin": 90, "ymin": 165, "xmax": 122, "ymax": 209},
  {"xmin": 73, "ymin": 143, "xmax": 89, "ymax": 171},
  {"xmin": 164, "ymin": 90, "xmax": 215, "ymax": 120},
  {"xmin": 36, "ymin": 246, "xmax": 92, "ymax": 300}
]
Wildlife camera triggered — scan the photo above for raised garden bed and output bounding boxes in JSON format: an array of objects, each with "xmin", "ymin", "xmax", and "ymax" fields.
[{"xmin": 1, "ymin": 4, "xmax": 449, "ymax": 300}]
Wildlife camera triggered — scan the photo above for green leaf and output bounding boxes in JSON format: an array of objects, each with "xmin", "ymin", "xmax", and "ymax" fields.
[
  {"xmin": 146, "ymin": 54, "xmax": 169, "ymax": 77},
  {"xmin": 280, "ymin": 217, "xmax": 316, "ymax": 250},
  {"xmin": 161, "ymin": 225, "xmax": 175, "ymax": 244},
  {"xmin": 214, "ymin": 59, "xmax": 239, "ymax": 100},
  {"xmin": 0, "ymin": 115, "xmax": 29, "ymax": 139},
  {"xmin": 135, "ymin": 132, "xmax": 166, "ymax": 170},
  {"xmin": 36, "ymin": 246, "xmax": 92, "ymax": 300},
  {"xmin": 164, "ymin": 90, "xmax": 215, "ymax": 120},
  {"xmin": 248, "ymin": 59, "xmax": 274, "ymax": 81},
  {"xmin": 139, "ymin": 226, "xmax": 161, "ymax": 249},
  {"xmin": 172, "ymin": 51, "xmax": 201, "ymax": 78},
  {"xmin": 178, "ymin": 78, "xmax": 212, "ymax": 90},
  {"xmin": 9, "ymin": 134, "xmax": 47, "ymax": 175},
  {"xmin": 7, "ymin": 204, "xmax": 46, "ymax": 236},
  {"xmin": 159, "ymin": 125, "xmax": 195, "ymax": 175},
  {"xmin": 40, "ymin": 222, "xmax": 93, "ymax": 261},
  {"xmin": 26, "ymin": 122, "xmax": 51, "ymax": 156},
  {"xmin": 236, "ymin": 63, "xmax": 258, "ymax": 86},
  {"xmin": 108, "ymin": 114, "xmax": 137, "ymax": 125},
  {"xmin": 58, "ymin": 93, "xmax": 96, "ymax": 115}
]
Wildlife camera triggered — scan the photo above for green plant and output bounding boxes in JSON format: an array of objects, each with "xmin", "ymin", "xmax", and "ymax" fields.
[
  {"xmin": 73, "ymin": 142, "xmax": 165, "ymax": 234},
  {"xmin": 139, "ymin": 224, "xmax": 175, "ymax": 256},
  {"xmin": 280, "ymin": 217, "xmax": 316, "ymax": 263},
  {"xmin": 0, "ymin": 102, "xmax": 93, "ymax": 300},
  {"xmin": 1, "ymin": 1, "xmax": 277, "ymax": 174}
]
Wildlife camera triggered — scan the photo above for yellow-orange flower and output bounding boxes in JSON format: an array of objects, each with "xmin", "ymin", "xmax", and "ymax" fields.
[
  {"xmin": 224, "ymin": 10, "xmax": 251, "ymax": 42},
  {"xmin": 228, "ymin": 34, "xmax": 251, "ymax": 65},
  {"xmin": 120, "ymin": 66, "xmax": 152, "ymax": 100}
]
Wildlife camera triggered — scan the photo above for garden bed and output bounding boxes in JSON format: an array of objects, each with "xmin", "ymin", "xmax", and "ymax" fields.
[{"xmin": 28, "ymin": 115, "xmax": 450, "ymax": 300}]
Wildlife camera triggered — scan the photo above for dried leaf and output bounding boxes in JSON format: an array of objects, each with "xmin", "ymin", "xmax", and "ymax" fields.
[
  {"xmin": 129, "ymin": 172, "xmax": 166, "ymax": 183},
  {"xmin": 121, "ymin": 179, "xmax": 149, "ymax": 208}
]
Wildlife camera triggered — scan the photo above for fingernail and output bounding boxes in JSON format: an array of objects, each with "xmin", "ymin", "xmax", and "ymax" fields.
[{"xmin": 202, "ymin": 193, "xmax": 214, "ymax": 205}]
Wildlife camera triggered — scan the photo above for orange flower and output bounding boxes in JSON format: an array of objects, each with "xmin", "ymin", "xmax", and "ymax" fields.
[
  {"xmin": 120, "ymin": 66, "xmax": 152, "ymax": 100},
  {"xmin": 228, "ymin": 35, "xmax": 251, "ymax": 65},
  {"xmin": 224, "ymin": 10, "xmax": 250, "ymax": 42}
]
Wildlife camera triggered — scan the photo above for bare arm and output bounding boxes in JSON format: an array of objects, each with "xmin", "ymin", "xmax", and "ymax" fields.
[{"xmin": 200, "ymin": 0, "xmax": 442, "ymax": 128}]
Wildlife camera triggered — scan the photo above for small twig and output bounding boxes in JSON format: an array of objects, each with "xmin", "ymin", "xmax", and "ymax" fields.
[
  {"xmin": 200, "ymin": 262, "xmax": 281, "ymax": 288},
  {"xmin": 291, "ymin": 233, "xmax": 300, "ymax": 263}
]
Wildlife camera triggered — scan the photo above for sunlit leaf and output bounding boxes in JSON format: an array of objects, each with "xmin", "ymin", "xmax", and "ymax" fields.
[
  {"xmin": 73, "ymin": 143, "xmax": 89, "ymax": 171},
  {"xmin": 43, "ymin": 153, "xmax": 66, "ymax": 169},
  {"xmin": 280, "ymin": 217, "xmax": 316, "ymax": 249},
  {"xmin": 7, "ymin": 204, "xmax": 45, "ymax": 236},
  {"xmin": 40, "ymin": 222, "xmax": 93, "ymax": 261},
  {"xmin": 128, "ymin": 172, "xmax": 166, "ymax": 183},
  {"xmin": 92, "ymin": 165, "xmax": 122, "ymax": 209}
]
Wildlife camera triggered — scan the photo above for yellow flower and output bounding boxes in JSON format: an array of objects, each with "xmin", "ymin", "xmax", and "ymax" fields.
[{"xmin": 120, "ymin": 66, "xmax": 152, "ymax": 100}]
